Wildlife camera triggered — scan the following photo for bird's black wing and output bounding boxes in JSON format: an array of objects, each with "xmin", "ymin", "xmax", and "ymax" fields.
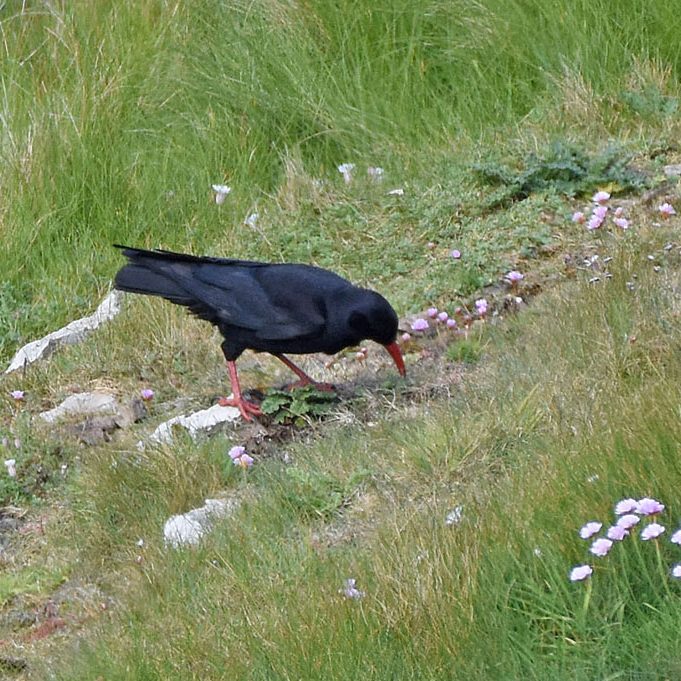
[{"xmin": 114, "ymin": 246, "xmax": 347, "ymax": 341}]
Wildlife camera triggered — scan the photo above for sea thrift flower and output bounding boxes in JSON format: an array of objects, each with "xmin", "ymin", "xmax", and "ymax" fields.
[
  {"xmin": 244, "ymin": 212, "xmax": 259, "ymax": 228},
  {"xmin": 672, "ymin": 564, "xmax": 681, "ymax": 578},
  {"xmin": 607, "ymin": 525, "xmax": 629, "ymax": 541},
  {"xmin": 614, "ymin": 207, "xmax": 625, "ymax": 218},
  {"xmin": 411, "ymin": 318, "xmax": 429, "ymax": 332},
  {"xmin": 593, "ymin": 191, "xmax": 611, "ymax": 205},
  {"xmin": 400, "ymin": 332, "xmax": 411, "ymax": 343},
  {"xmin": 437, "ymin": 311, "xmax": 449, "ymax": 323},
  {"xmin": 229, "ymin": 446, "xmax": 254, "ymax": 469},
  {"xmin": 659, "ymin": 202, "xmax": 676, "ymax": 218},
  {"xmin": 340, "ymin": 578, "xmax": 365, "ymax": 600},
  {"xmin": 671, "ymin": 529, "xmax": 681, "ymax": 545},
  {"xmin": 617, "ymin": 514, "xmax": 640, "ymax": 530},
  {"xmin": 475, "ymin": 299, "xmax": 488, "ymax": 316},
  {"xmin": 637, "ymin": 498, "xmax": 665, "ymax": 515},
  {"xmin": 614, "ymin": 217, "xmax": 629, "ymax": 229},
  {"xmin": 590, "ymin": 537, "xmax": 613, "ymax": 557},
  {"xmin": 572, "ymin": 211, "xmax": 586, "ymax": 224},
  {"xmin": 569, "ymin": 564, "xmax": 593, "ymax": 582},
  {"xmin": 367, "ymin": 166, "xmax": 384, "ymax": 180},
  {"xmin": 427, "ymin": 307, "xmax": 439, "ymax": 319},
  {"xmin": 9, "ymin": 390, "xmax": 24, "ymax": 401},
  {"xmin": 593, "ymin": 205, "xmax": 608, "ymax": 220},
  {"xmin": 211, "ymin": 184, "xmax": 231, "ymax": 205},
  {"xmin": 446, "ymin": 318, "xmax": 457, "ymax": 329},
  {"xmin": 426, "ymin": 242, "xmax": 436, "ymax": 250},
  {"xmin": 587, "ymin": 215, "xmax": 603, "ymax": 230},
  {"xmin": 140, "ymin": 388, "xmax": 155, "ymax": 401},
  {"xmin": 338, "ymin": 163, "xmax": 355, "ymax": 184},
  {"xmin": 450, "ymin": 249, "xmax": 462, "ymax": 259},
  {"xmin": 615, "ymin": 498, "xmax": 638, "ymax": 515},
  {"xmin": 505, "ymin": 270, "xmax": 524, "ymax": 284},
  {"xmin": 4, "ymin": 459, "xmax": 16, "ymax": 478},
  {"xmin": 641, "ymin": 523, "xmax": 665, "ymax": 540},
  {"xmin": 579, "ymin": 521, "xmax": 602, "ymax": 539}
]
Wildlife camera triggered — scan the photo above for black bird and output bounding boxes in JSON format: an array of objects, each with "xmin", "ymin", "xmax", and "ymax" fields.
[{"xmin": 113, "ymin": 245, "xmax": 406, "ymax": 420}]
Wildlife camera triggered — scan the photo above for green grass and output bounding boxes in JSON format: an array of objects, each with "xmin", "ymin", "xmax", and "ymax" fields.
[
  {"xmin": 2, "ymin": 0, "xmax": 681, "ymax": 361},
  {"xmin": 22, "ymin": 229, "xmax": 681, "ymax": 681},
  {"xmin": 2, "ymin": 1, "xmax": 681, "ymax": 678}
]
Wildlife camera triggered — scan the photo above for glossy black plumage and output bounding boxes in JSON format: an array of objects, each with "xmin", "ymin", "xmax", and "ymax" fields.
[{"xmin": 113, "ymin": 245, "xmax": 405, "ymax": 419}]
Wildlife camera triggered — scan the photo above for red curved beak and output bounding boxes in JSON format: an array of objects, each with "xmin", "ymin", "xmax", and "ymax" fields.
[{"xmin": 384, "ymin": 341, "xmax": 406, "ymax": 377}]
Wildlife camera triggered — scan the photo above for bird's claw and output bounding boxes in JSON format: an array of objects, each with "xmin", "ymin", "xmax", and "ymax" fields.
[{"xmin": 218, "ymin": 396, "xmax": 263, "ymax": 421}]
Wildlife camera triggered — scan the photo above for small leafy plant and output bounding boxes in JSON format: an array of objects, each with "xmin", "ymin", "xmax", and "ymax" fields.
[
  {"xmin": 261, "ymin": 385, "xmax": 338, "ymax": 425},
  {"xmin": 472, "ymin": 142, "xmax": 650, "ymax": 208}
]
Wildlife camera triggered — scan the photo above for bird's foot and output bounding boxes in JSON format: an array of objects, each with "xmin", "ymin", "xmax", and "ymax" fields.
[
  {"xmin": 287, "ymin": 379, "xmax": 335, "ymax": 392},
  {"xmin": 218, "ymin": 395, "xmax": 263, "ymax": 421}
]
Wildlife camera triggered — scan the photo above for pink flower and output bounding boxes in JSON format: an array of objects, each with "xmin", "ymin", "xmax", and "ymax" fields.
[
  {"xmin": 614, "ymin": 207, "xmax": 625, "ymax": 218},
  {"xmin": 9, "ymin": 390, "xmax": 24, "ymax": 401},
  {"xmin": 237, "ymin": 453, "xmax": 254, "ymax": 468},
  {"xmin": 411, "ymin": 318, "xmax": 429, "ymax": 332},
  {"xmin": 569, "ymin": 564, "xmax": 593, "ymax": 582},
  {"xmin": 4, "ymin": 459, "xmax": 16, "ymax": 478},
  {"xmin": 505, "ymin": 271, "xmax": 524, "ymax": 284},
  {"xmin": 400, "ymin": 332, "xmax": 411, "ymax": 343},
  {"xmin": 587, "ymin": 215, "xmax": 603, "ymax": 230},
  {"xmin": 340, "ymin": 578, "xmax": 365, "ymax": 599},
  {"xmin": 475, "ymin": 299, "xmax": 488, "ymax": 316},
  {"xmin": 659, "ymin": 202, "xmax": 676, "ymax": 218},
  {"xmin": 672, "ymin": 564, "xmax": 681, "ymax": 579},
  {"xmin": 229, "ymin": 445, "xmax": 254, "ymax": 468},
  {"xmin": 211, "ymin": 184, "xmax": 231, "ymax": 205},
  {"xmin": 446, "ymin": 318, "xmax": 457, "ymax": 329},
  {"xmin": 337, "ymin": 163, "xmax": 355, "ymax": 184},
  {"xmin": 617, "ymin": 514, "xmax": 640, "ymax": 530},
  {"xmin": 437, "ymin": 311, "xmax": 449, "ymax": 323},
  {"xmin": 613, "ymin": 217, "xmax": 629, "ymax": 229},
  {"xmin": 640, "ymin": 523, "xmax": 665, "ymax": 540},
  {"xmin": 228, "ymin": 446, "xmax": 246, "ymax": 461},
  {"xmin": 671, "ymin": 529, "xmax": 681, "ymax": 545},
  {"xmin": 593, "ymin": 191, "xmax": 611, "ymax": 205},
  {"xmin": 614, "ymin": 498, "xmax": 638, "ymax": 515},
  {"xmin": 590, "ymin": 537, "xmax": 613, "ymax": 557},
  {"xmin": 450, "ymin": 249, "xmax": 462, "ymax": 259},
  {"xmin": 579, "ymin": 521, "xmax": 602, "ymax": 539},
  {"xmin": 637, "ymin": 498, "xmax": 665, "ymax": 515},
  {"xmin": 427, "ymin": 307, "xmax": 439, "ymax": 319},
  {"xmin": 572, "ymin": 211, "xmax": 586, "ymax": 224},
  {"xmin": 606, "ymin": 525, "xmax": 628, "ymax": 541},
  {"xmin": 426, "ymin": 242, "xmax": 436, "ymax": 250},
  {"xmin": 593, "ymin": 205, "xmax": 608, "ymax": 220},
  {"xmin": 140, "ymin": 388, "xmax": 155, "ymax": 401}
]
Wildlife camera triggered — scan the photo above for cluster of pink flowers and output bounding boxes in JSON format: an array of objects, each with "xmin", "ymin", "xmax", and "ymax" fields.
[
  {"xmin": 570, "ymin": 496, "xmax": 681, "ymax": 582},
  {"xmin": 572, "ymin": 191, "xmax": 632, "ymax": 231},
  {"xmin": 411, "ymin": 300, "xmax": 490, "ymax": 334},
  {"xmin": 228, "ymin": 445, "xmax": 254, "ymax": 469}
]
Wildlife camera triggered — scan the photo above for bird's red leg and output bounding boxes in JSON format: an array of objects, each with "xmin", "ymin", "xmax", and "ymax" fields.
[
  {"xmin": 218, "ymin": 360, "xmax": 263, "ymax": 421},
  {"xmin": 274, "ymin": 354, "xmax": 335, "ymax": 392}
]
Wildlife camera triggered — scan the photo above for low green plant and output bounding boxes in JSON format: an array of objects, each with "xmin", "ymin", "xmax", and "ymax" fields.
[
  {"xmin": 472, "ymin": 142, "xmax": 651, "ymax": 208},
  {"xmin": 261, "ymin": 386, "xmax": 339, "ymax": 425}
]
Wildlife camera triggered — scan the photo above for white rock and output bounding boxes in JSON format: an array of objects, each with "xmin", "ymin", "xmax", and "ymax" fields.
[
  {"xmin": 5, "ymin": 290, "xmax": 123, "ymax": 374},
  {"xmin": 39, "ymin": 392, "xmax": 119, "ymax": 423},
  {"xmin": 163, "ymin": 498, "xmax": 237, "ymax": 548},
  {"xmin": 140, "ymin": 402, "xmax": 241, "ymax": 449}
]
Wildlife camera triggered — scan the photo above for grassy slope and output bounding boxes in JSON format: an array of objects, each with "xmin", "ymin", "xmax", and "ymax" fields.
[{"xmin": 1, "ymin": 0, "xmax": 681, "ymax": 679}]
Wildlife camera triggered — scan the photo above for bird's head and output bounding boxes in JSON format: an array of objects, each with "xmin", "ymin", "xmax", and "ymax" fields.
[{"xmin": 348, "ymin": 290, "xmax": 406, "ymax": 377}]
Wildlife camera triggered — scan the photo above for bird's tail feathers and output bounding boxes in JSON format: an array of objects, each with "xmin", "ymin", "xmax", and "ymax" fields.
[{"xmin": 114, "ymin": 264, "xmax": 193, "ymax": 305}]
